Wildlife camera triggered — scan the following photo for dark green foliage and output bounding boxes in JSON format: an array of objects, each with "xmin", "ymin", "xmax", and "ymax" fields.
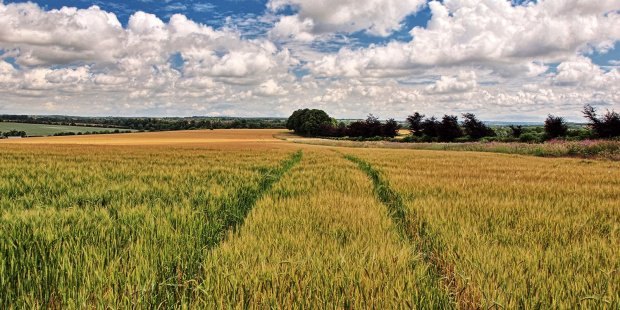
[
  {"xmin": 1, "ymin": 130, "xmax": 27, "ymax": 137},
  {"xmin": 0, "ymin": 115, "xmax": 287, "ymax": 131},
  {"xmin": 438, "ymin": 115, "xmax": 463, "ymax": 142},
  {"xmin": 544, "ymin": 115, "xmax": 568, "ymax": 139},
  {"xmin": 461, "ymin": 113, "xmax": 495, "ymax": 140},
  {"xmin": 509, "ymin": 125, "xmax": 524, "ymax": 138},
  {"xmin": 519, "ymin": 132, "xmax": 543, "ymax": 143},
  {"xmin": 382, "ymin": 119, "xmax": 401, "ymax": 138},
  {"xmin": 286, "ymin": 109, "xmax": 333, "ymax": 136},
  {"xmin": 421, "ymin": 117, "xmax": 440, "ymax": 138},
  {"xmin": 583, "ymin": 105, "xmax": 620, "ymax": 138},
  {"xmin": 406, "ymin": 112, "xmax": 425, "ymax": 136}
]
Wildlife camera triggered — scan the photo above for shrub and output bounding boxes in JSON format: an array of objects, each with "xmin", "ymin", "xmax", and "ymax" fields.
[
  {"xmin": 509, "ymin": 125, "xmax": 523, "ymax": 138},
  {"xmin": 519, "ymin": 132, "xmax": 542, "ymax": 143}
]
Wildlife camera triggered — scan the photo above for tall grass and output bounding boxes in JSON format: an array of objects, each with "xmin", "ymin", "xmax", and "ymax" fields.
[
  {"xmin": 195, "ymin": 148, "xmax": 454, "ymax": 308},
  {"xmin": 0, "ymin": 144, "xmax": 297, "ymax": 307},
  {"xmin": 351, "ymin": 148, "xmax": 620, "ymax": 308}
]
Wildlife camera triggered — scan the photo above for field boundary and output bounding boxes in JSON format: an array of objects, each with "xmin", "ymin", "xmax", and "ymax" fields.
[
  {"xmin": 277, "ymin": 133, "xmax": 620, "ymax": 161},
  {"xmin": 344, "ymin": 154, "xmax": 481, "ymax": 310}
]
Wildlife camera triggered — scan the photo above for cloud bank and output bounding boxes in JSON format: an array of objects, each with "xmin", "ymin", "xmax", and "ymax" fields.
[{"xmin": 0, "ymin": 0, "xmax": 619, "ymax": 120}]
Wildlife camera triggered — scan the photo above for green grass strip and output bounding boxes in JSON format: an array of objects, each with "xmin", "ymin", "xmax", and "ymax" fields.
[
  {"xmin": 216, "ymin": 149, "xmax": 303, "ymax": 239},
  {"xmin": 344, "ymin": 154, "xmax": 476, "ymax": 309},
  {"xmin": 343, "ymin": 154, "xmax": 411, "ymax": 240},
  {"xmin": 154, "ymin": 150, "xmax": 303, "ymax": 304}
]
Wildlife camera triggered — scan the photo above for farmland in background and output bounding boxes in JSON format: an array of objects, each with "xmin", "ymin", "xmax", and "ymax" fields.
[
  {"xmin": 1, "ymin": 130, "xmax": 618, "ymax": 308},
  {"xmin": 0, "ymin": 122, "xmax": 128, "ymax": 136}
]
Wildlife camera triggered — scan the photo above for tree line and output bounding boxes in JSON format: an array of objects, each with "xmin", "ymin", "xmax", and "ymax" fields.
[
  {"xmin": 0, "ymin": 130, "xmax": 27, "ymax": 138},
  {"xmin": 0, "ymin": 115, "xmax": 287, "ymax": 131},
  {"xmin": 286, "ymin": 109, "xmax": 400, "ymax": 138},
  {"xmin": 287, "ymin": 105, "xmax": 620, "ymax": 142}
]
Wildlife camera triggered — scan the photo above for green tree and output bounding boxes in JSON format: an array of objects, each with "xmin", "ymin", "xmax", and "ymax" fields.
[
  {"xmin": 544, "ymin": 115, "xmax": 568, "ymax": 139},
  {"xmin": 462, "ymin": 113, "xmax": 495, "ymax": 140},
  {"xmin": 406, "ymin": 112, "xmax": 425, "ymax": 136},
  {"xmin": 286, "ymin": 109, "xmax": 333, "ymax": 136}
]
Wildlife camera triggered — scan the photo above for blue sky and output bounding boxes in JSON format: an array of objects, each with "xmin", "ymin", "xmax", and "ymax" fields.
[{"xmin": 0, "ymin": 0, "xmax": 619, "ymax": 120}]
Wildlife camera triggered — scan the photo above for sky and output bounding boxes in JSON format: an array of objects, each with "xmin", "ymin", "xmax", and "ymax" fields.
[{"xmin": 0, "ymin": 0, "xmax": 619, "ymax": 121}]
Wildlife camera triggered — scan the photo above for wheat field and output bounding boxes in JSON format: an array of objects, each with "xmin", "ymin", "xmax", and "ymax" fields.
[{"xmin": 1, "ymin": 130, "xmax": 618, "ymax": 308}]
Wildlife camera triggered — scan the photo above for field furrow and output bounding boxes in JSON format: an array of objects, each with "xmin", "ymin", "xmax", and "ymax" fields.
[{"xmin": 195, "ymin": 148, "xmax": 454, "ymax": 308}]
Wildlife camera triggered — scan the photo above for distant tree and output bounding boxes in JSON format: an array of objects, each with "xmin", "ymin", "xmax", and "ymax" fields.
[
  {"xmin": 544, "ymin": 115, "xmax": 568, "ymax": 139},
  {"xmin": 461, "ymin": 113, "xmax": 495, "ymax": 140},
  {"xmin": 582, "ymin": 104, "xmax": 620, "ymax": 138},
  {"xmin": 406, "ymin": 112, "xmax": 425, "ymax": 136},
  {"xmin": 364, "ymin": 114, "xmax": 383, "ymax": 137},
  {"xmin": 509, "ymin": 125, "xmax": 524, "ymax": 138},
  {"xmin": 438, "ymin": 115, "xmax": 463, "ymax": 142},
  {"xmin": 381, "ymin": 119, "xmax": 401, "ymax": 138},
  {"xmin": 286, "ymin": 109, "xmax": 333, "ymax": 136},
  {"xmin": 420, "ymin": 116, "xmax": 440, "ymax": 138}
]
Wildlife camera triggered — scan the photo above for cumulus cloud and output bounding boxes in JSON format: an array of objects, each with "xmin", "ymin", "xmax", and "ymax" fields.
[
  {"xmin": 268, "ymin": 0, "xmax": 426, "ymax": 36},
  {"xmin": 552, "ymin": 56, "xmax": 620, "ymax": 88},
  {"xmin": 0, "ymin": 1, "xmax": 298, "ymax": 115},
  {"xmin": 0, "ymin": 0, "xmax": 619, "ymax": 119},
  {"xmin": 425, "ymin": 71, "xmax": 478, "ymax": 94},
  {"xmin": 309, "ymin": 0, "xmax": 620, "ymax": 77}
]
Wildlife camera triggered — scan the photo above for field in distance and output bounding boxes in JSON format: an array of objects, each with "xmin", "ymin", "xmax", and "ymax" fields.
[
  {"xmin": 0, "ymin": 128, "xmax": 284, "ymax": 145},
  {"xmin": 0, "ymin": 122, "xmax": 128, "ymax": 136},
  {"xmin": 1, "ymin": 129, "xmax": 618, "ymax": 308}
]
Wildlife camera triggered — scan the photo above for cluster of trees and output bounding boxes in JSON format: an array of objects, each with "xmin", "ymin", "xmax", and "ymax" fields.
[
  {"xmin": 405, "ymin": 105, "xmax": 620, "ymax": 142},
  {"xmin": 0, "ymin": 115, "xmax": 287, "ymax": 131},
  {"xmin": 0, "ymin": 130, "xmax": 27, "ymax": 138},
  {"xmin": 52, "ymin": 130, "xmax": 133, "ymax": 136},
  {"xmin": 406, "ymin": 112, "xmax": 495, "ymax": 142},
  {"xmin": 286, "ymin": 109, "xmax": 400, "ymax": 138},
  {"xmin": 582, "ymin": 105, "xmax": 620, "ymax": 138}
]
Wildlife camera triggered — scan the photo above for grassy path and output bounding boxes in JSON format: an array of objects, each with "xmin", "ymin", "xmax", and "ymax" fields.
[
  {"xmin": 344, "ymin": 154, "xmax": 478, "ymax": 309},
  {"xmin": 195, "ymin": 148, "xmax": 453, "ymax": 308}
]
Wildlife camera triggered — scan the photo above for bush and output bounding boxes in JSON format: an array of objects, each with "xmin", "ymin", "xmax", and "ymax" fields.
[
  {"xmin": 509, "ymin": 125, "xmax": 523, "ymax": 138},
  {"xmin": 519, "ymin": 132, "xmax": 542, "ymax": 143}
]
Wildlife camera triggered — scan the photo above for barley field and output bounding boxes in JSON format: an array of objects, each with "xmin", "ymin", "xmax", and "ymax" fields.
[{"xmin": 1, "ymin": 130, "xmax": 619, "ymax": 308}]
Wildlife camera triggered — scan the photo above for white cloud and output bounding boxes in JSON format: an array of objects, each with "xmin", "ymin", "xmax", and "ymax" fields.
[
  {"xmin": 0, "ymin": 0, "xmax": 619, "ymax": 119},
  {"xmin": 309, "ymin": 0, "xmax": 620, "ymax": 77},
  {"xmin": 552, "ymin": 56, "xmax": 620, "ymax": 88},
  {"xmin": 268, "ymin": 0, "xmax": 426, "ymax": 36},
  {"xmin": 269, "ymin": 15, "xmax": 316, "ymax": 42},
  {"xmin": 426, "ymin": 71, "xmax": 478, "ymax": 94},
  {"xmin": 255, "ymin": 79, "xmax": 288, "ymax": 96}
]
